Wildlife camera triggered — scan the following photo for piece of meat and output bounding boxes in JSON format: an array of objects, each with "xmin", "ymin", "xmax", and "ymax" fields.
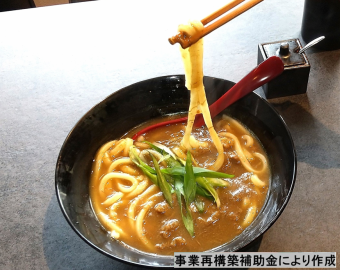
[
  {"xmin": 155, "ymin": 243, "xmax": 166, "ymax": 250},
  {"xmin": 195, "ymin": 211, "xmax": 220, "ymax": 227},
  {"xmin": 154, "ymin": 201, "xmax": 170, "ymax": 213},
  {"xmin": 161, "ymin": 219, "xmax": 180, "ymax": 232},
  {"xmin": 170, "ymin": 237, "xmax": 186, "ymax": 247},
  {"xmin": 160, "ymin": 230, "xmax": 171, "ymax": 239},
  {"xmin": 228, "ymin": 151, "xmax": 239, "ymax": 161},
  {"xmin": 159, "ymin": 219, "xmax": 180, "ymax": 239},
  {"xmin": 206, "ymin": 211, "xmax": 220, "ymax": 224},
  {"xmin": 190, "ymin": 203, "xmax": 198, "ymax": 213}
]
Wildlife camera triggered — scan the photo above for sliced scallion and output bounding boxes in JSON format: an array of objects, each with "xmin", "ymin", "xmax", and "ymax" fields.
[{"xmin": 150, "ymin": 153, "xmax": 173, "ymax": 207}]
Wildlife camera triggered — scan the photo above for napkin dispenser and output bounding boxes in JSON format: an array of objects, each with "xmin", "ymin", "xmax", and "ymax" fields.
[{"xmin": 257, "ymin": 38, "xmax": 310, "ymax": 99}]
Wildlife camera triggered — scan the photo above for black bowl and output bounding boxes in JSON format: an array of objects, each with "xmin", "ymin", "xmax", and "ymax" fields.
[{"xmin": 55, "ymin": 75, "xmax": 296, "ymax": 267}]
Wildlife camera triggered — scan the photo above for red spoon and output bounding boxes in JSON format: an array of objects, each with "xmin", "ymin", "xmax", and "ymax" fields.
[{"xmin": 132, "ymin": 56, "xmax": 284, "ymax": 140}]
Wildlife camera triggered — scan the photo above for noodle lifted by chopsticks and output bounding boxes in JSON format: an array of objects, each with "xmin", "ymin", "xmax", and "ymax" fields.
[{"xmin": 179, "ymin": 20, "xmax": 224, "ymax": 171}]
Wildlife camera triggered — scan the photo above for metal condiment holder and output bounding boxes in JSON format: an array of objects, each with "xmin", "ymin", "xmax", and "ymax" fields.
[{"xmin": 258, "ymin": 38, "xmax": 310, "ymax": 99}]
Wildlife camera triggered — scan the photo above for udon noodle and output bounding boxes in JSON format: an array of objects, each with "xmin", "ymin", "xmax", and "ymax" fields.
[
  {"xmin": 179, "ymin": 20, "xmax": 224, "ymax": 172},
  {"xmin": 89, "ymin": 21, "xmax": 270, "ymax": 255}
]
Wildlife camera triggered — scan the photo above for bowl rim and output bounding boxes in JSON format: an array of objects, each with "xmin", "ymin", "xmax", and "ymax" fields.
[{"xmin": 55, "ymin": 74, "xmax": 297, "ymax": 267}]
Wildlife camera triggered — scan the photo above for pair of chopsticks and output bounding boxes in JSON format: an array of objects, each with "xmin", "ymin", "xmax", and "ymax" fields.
[{"xmin": 169, "ymin": 0, "xmax": 263, "ymax": 49}]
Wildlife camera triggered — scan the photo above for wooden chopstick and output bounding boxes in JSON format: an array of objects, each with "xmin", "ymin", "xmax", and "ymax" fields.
[
  {"xmin": 203, "ymin": 0, "xmax": 263, "ymax": 37},
  {"xmin": 169, "ymin": 0, "xmax": 263, "ymax": 49},
  {"xmin": 201, "ymin": 0, "xmax": 245, "ymax": 26}
]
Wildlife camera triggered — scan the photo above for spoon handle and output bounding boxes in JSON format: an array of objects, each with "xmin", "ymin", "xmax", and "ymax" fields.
[
  {"xmin": 193, "ymin": 56, "xmax": 284, "ymax": 127},
  {"xmin": 132, "ymin": 56, "xmax": 284, "ymax": 140},
  {"xmin": 298, "ymin": 36, "xmax": 325, "ymax": 54}
]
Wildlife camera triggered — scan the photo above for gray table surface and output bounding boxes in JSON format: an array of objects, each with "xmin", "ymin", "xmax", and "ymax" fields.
[{"xmin": 0, "ymin": 0, "xmax": 339, "ymax": 269}]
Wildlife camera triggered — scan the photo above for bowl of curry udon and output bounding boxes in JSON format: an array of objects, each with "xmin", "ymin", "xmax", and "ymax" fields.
[{"xmin": 55, "ymin": 75, "xmax": 296, "ymax": 267}]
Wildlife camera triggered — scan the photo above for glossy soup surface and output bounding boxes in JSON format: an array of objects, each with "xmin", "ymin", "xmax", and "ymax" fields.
[{"xmin": 89, "ymin": 115, "xmax": 270, "ymax": 255}]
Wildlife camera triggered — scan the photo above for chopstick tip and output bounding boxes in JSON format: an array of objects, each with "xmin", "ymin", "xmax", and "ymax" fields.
[{"xmin": 168, "ymin": 37, "xmax": 176, "ymax": 45}]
